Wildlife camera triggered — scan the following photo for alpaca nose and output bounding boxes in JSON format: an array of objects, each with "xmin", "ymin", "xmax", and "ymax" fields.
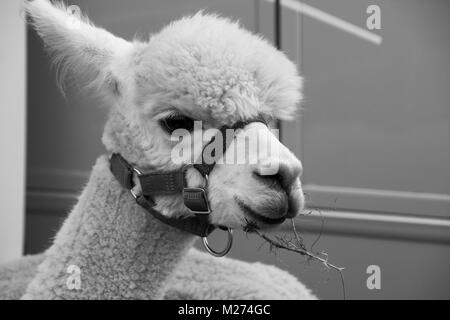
[
  {"xmin": 241, "ymin": 121, "xmax": 303, "ymax": 190},
  {"xmin": 254, "ymin": 157, "xmax": 302, "ymax": 191}
]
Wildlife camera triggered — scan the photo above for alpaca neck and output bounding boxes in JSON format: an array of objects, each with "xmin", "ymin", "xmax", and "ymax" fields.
[{"xmin": 24, "ymin": 156, "xmax": 196, "ymax": 299}]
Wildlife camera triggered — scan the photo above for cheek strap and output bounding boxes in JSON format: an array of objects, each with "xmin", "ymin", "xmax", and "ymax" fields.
[{"xmin": 110, "ymin": 153, "xmax": 215, "ymax": 237}]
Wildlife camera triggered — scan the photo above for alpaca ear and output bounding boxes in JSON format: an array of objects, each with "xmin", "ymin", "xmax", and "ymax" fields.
[{"xmin": 24, "ymin": 0, "xmax": 133, "ymax": 98}]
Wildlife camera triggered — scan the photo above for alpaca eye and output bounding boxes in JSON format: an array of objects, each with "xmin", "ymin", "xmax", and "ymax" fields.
[{"xmin": 160, "ymin": 114, "xmax": 195, "ymax": 134}]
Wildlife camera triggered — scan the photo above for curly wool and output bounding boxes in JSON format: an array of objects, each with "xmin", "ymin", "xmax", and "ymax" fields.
[
  {"xmin": 0, "ymin": 250, "xmax": 316, "ymax": 300},
  {"xmin": 21, "ymin": 157, "xmax": 197, "ymax": 299},
  {"xmin": 134, "ymin": 12, "xmax": 303, "ymax": 125}
]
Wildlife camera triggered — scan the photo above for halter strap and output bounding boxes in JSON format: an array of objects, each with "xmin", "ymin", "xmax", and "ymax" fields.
[
  {"xmin": 110, "ymin": 153, "xmax": 215, "ymax": 237},
  {"xmin": 139, "ymin": 171, "xmax": 185, "ymax": 195},
  {"xmin": 194, "ymin": 117, "xmax": 267, "ymax": 177}
]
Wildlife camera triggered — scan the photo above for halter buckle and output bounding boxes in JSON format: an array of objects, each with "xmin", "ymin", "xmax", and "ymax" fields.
[
  {"xmin": 129, "ymin": 167, "xmax": 143, "ymax": 200},
  {"xmin": 183, "ymin": 187, "xmax": 211, "ymax": 214},
  {"xmin": 182, "ymin": 165, "xmax": 211, "ymax": 214}
]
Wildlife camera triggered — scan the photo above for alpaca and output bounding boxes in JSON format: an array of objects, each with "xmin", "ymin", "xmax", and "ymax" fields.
[{"xmin": 0, "ymin": 0, "xmax": 314, "ymax": 299}]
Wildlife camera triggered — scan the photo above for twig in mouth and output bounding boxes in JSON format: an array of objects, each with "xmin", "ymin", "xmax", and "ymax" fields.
[
  {"xmin": 309, "ymin": 208, "xmax": 324, "ymax": 253},
  {"xmin": 243, "ymin": 218, "xmax": 346, "ymax": 300}
]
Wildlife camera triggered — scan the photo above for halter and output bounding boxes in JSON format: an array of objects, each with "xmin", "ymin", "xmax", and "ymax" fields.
[{"xmin": 110, "ymin": 117, "xmax": 267, "ymax": 257}]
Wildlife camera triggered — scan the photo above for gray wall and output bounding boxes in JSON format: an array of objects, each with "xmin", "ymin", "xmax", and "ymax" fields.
[
  {"xmin": 280, "ymin": 0, "xmax": 450, "ymax": 299},
  {"xmin": 26, "ymin": 0, "xmax": 450, "ymax": 299}
]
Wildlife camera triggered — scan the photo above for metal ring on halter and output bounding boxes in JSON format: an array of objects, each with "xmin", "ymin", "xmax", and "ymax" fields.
[
  {"xmin": 202, "ymin": 228, "xmax": 233, "ymax": 257},
  {"xmin": 129, "ymin": 167, "xmax": 143, "ymax": 200}
]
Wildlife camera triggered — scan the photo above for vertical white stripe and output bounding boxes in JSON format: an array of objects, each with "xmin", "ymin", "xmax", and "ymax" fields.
[{"xmin": 0, "ymin": 0, "xmax": 26, "ymax": 263}]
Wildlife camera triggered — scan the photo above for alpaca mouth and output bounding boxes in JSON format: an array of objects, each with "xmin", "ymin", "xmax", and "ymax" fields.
[{"xmin": 235, "ymin": 198, "xmax": 287, "ymax": 225}]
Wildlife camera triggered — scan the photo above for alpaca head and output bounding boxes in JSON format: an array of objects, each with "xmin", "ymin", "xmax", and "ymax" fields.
[{"xmin": 26, "ymin": 0, "xmax": 304, "ymax": 230}]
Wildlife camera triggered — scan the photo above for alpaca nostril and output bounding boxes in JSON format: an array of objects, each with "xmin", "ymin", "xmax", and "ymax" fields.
[
  {"xmin": 253, "ymin": 171, "xmax": 284, "ymax": 190},
  {"xmin": 254, "ymin": 160, "xmax": 302, "ymax": 190}
]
